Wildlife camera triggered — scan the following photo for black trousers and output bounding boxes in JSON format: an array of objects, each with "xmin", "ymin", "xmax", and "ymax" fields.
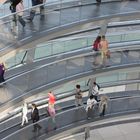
[{"xmin": 32, "ymin": 120, "xmax": 41, "ymax": 132}]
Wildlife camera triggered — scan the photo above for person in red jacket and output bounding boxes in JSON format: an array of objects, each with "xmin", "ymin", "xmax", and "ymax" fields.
[{"xmin": 93, "ymin": 36, "xmax": 101, "ymax": 66}]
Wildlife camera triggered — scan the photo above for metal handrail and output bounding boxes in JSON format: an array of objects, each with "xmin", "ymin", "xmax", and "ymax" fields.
[
  {"xmin": 1, "ymin": 44, "xmax": 140, "ymax": 86},
  {"xmin": 0, "ymin": 0, "xmax": 124, "ymax": 18},
  {"xmin": 0, "ymin": 45, "xmax": 139, "ymax": 85}
]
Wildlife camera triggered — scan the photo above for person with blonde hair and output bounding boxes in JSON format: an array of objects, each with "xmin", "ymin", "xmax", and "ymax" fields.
[
  {"xmin": 99, "ymin": 35, "xmax": 109, "ymax": 66},
  {"xmin": 99, "ymin": 95, "xmax": 109, "ymax": 117}
]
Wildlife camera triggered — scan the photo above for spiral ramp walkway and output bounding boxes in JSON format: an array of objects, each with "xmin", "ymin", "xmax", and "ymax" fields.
[{"xmin": 0, "ymin": 0, "xmax": 140, "ymax": 140}]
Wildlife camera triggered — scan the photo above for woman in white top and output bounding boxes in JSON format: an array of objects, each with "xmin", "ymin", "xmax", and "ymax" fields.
[
  {"xmin": 86, "ymin": 95, "xmax": 97, "ymax": 119},
  {"xmin": 21, "ymin": 102, "xmax": 28, "ymax": 126},
  {"xmin": 16, "ymin": 0, "xmax": 26, "ymax": 27},
  {"xmin": 92, "ymin": 82, "xmax": 100, "ymax": 101}
]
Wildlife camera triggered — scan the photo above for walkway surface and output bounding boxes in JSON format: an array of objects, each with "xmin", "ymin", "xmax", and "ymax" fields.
[
  {"xmin": 0, "ymin": 0, "xmax": 140, "ymax": 55},
  {"xmin": 61, "ymin": 121, "xmax": 140, "ymax": 140}
]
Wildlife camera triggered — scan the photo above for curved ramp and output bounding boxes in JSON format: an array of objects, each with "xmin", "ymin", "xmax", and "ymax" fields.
[{"xmin": 0, "ymin": 0, "xmax": 140, "ymax": 55}]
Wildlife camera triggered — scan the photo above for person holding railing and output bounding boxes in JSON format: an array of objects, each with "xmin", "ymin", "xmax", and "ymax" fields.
[{"xmin": 27, "ymin": 0, "xmax": 45, "ymax": 21}]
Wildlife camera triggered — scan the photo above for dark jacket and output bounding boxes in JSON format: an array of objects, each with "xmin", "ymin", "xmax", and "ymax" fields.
[
  {"xmin": 10, "ymin": 0, "xmax": 21, "ymax": 13},
  {"xmin": 31, "ymin": 107, "xmax": 40, "ymax": 122},
  {"xmin": 31, "ymin": 0, "xmax": 43, "ymax": 6}
]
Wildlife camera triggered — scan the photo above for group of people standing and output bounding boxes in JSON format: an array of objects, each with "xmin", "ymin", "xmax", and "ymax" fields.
[
  {"xmin": 74, "ymin": 79, "xmax": 109, "ymax": 120},
  {"xmin": 93, "ymin": 35, "xmax": 110, "ymax": 67}
]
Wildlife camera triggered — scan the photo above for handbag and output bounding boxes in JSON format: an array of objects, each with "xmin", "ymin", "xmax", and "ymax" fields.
[{"xmin": 106, "ymin": 50, "xmax": 111, "ymax": 59}]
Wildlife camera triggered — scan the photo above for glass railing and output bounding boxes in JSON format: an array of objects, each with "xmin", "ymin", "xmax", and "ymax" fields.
[
  {"xmin": 1, "ymin": 46, "xmax": 139, "ymax": 106},
  {"xmin": 2, "ymin": 93, "xmax": 140, "ymax": 140},
  {"xmin": 0, "ymin": 78, "xmax": 139, "ymax": 135},
  {"xmin": 3, "ymin": 31, "xmax": 140, "ymax": 69},
  {"xmin": 0, "ymin": 0, "xmax": 139, "ymax": 69},
  {"xmin": 0, "ymin": 0, "xmax": 121, "ymax": 17}
]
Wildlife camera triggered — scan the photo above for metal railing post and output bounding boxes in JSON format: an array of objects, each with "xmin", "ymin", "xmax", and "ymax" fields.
[{"xmin": 85, "ymin": 126, "xmax": 90, "ymax": 140}]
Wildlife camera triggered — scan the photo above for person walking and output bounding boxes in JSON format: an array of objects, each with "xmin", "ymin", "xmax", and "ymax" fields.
[
  {"xmin": 86, "ymin": 95, "xmax": 97, "ymax": 120},
  {"xmin": 9, "ymin": 0, "xmax": 21, "ymax": 34},
  {"xmin": 48, "ymin": 91, "xmax": 56, "ymax": 107},
  {"xmin": 91, "ymin": 82, "xmax": 100, "ymax": 102},
  {"xmin": 0, "ymin": 63, "xmax": 5, "ymax": 84},
  {"xmin": 93, "ymin": 36, "xmax": 101, "ymax": 66},
  {"xmin": 47, "ymin": 102, "xmax": 57, "ymax": 129},
  {"xmin": 99, "ymin": 95, "xmax": 109, "ymax": 117},
  {"xmin": 99, "ymin": 35, "xmax": 109, "ymax": 66},
  {"xmin": 31, "ymin": 103, "xmax": 42, "ymax": 132},
  {"xmin": 27, "ymin": 0, "xmax": 44, "ymax": 21},
  {"xmin": 21, "ymin": 102, "xmax": 28, "ymax": 127},
  {"xmin": 74, "ymin": 84, "xmax": 83, "ymax": 107},
  {"xmin": 16, "ymin": 0, "xmax": 26, "ymax": 28}
]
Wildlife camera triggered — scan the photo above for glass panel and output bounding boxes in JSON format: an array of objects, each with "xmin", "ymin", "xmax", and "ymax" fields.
[
  {"xmin": 118, "ymin": 73, "xmax": 127, "ymax": 80},
  {"xmin": 107, "ymin": 34, "xmax": 122, "ymax": 43},
  {"xmin": 87, "ymin": 37, "xmax": 95, "ymax": 47},
  {"xmin": 5, "ymin": 57, "xmax": 16, "ymax": 69},
  {"xmin": 5, "ymin": 51, "xmax": 26, "ymax": 68},
  {"xmin": 123, "ymin": 32, "xmax": 140, "ymax": 42},
  {"xmin": 126, "ymin": 72, "xmax": 139, "ymax": 80},
  {"xmin": 35, "ymin": 44, "xmax": 52, "ymax": 59},
  {"xmin": 64, "ymin": 38, "xmax": 87, "ymax": 52},
  {"xmin": 15, "ymin": 51, "xmax": 26, "ymax": 65},
  {"xmin": 52, "ymin": 42, "xmax": 65, "ymax": 55},
  {"xmin": 96, "ymin": 74, "xmax": 118, "ymax": 84}
]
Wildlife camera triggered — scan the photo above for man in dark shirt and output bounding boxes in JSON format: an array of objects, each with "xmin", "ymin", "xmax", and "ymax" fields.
[{"xmin": 31, "ymin": 104, "xmax": 42, "ymax": 132}]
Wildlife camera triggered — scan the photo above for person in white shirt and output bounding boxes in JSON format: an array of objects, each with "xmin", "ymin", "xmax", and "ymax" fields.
[
  {"xmin": 92, "ymin": 82, "xmax": 100, "ymax": 101},
  {"xmin": 86, "ymin": 95, "xmax": 97, "ymax": 119},
  {"xmin": 21, "ymin": 102, "xmax": 28, "ymax": 126}
]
